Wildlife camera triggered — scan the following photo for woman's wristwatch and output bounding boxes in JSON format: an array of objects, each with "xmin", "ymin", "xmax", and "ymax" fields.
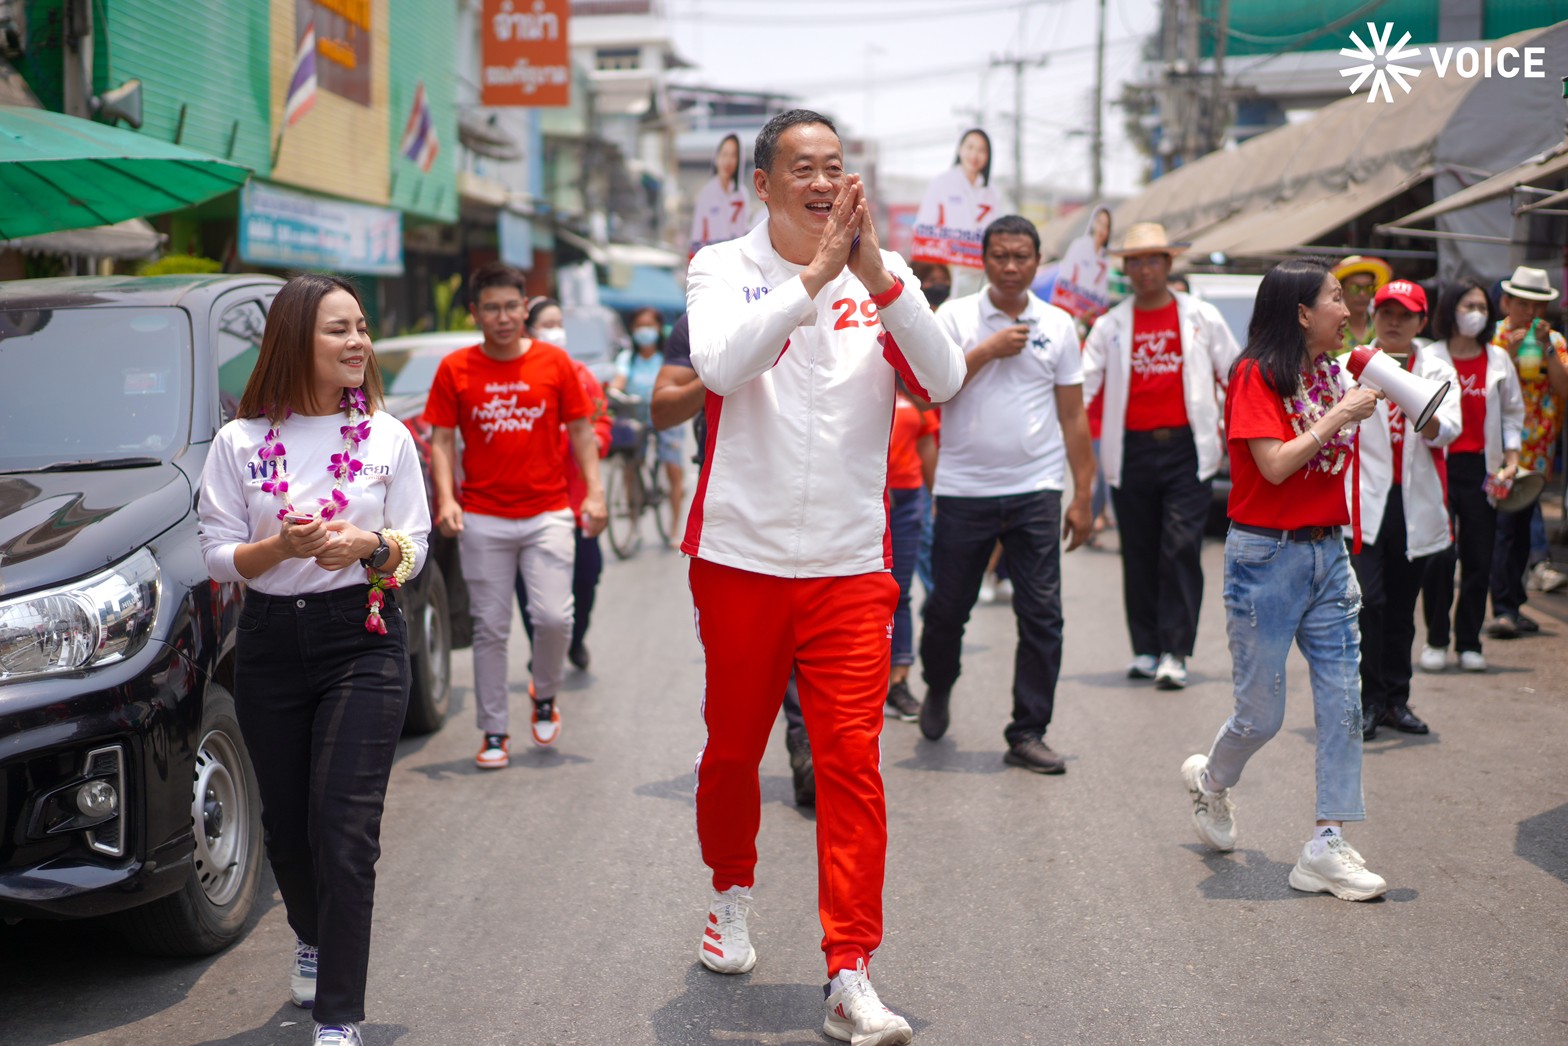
[{"xmin": 361, "ymin": 531, "xmax": 392, "ymax": 570}]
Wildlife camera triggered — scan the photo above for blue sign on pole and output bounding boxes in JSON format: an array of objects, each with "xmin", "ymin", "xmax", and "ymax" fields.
[{"xmin": 239, "ymin": 181, "xmax": 403, "ymax": 275}]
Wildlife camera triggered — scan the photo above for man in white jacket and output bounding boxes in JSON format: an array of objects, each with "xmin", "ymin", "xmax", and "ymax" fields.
[
  {"xmin": 1081, "ymin": 223, "xmax": 1240, "ymax": 689},
  {"xmin": 683, "ymin": 109, "xmax": 965, "ymax": 1046}
]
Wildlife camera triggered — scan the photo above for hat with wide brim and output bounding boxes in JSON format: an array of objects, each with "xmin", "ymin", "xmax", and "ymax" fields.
[
  {"xmin": 1496, "ymin": 469, "xmax": 1546, "ymax": 513},
  {"xmin": 1500, "ymin": 266, "xmax": 1559, "ymax": 302},
  {"xmin": 1331, "ymin": 255, "xmax": 1393, "ymax": 287},
  {"xmin": 1109, "ymin": 222, "xmax": 1188, "ymax": 257}
]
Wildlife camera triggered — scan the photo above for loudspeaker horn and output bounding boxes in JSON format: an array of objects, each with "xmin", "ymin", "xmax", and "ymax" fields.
[
  {"xmin": 92, "ymin": 78, "xmax": 143, "ymax": 129},
  {"xmin": 1345, "ymin": 346, "xmax": 1451, "ymax": 432}
]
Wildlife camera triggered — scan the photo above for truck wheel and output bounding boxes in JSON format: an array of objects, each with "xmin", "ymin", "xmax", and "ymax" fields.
[
  {"xmin": 117, "ymin": 683, "xmax": 262, "ymax": 956},
  {"xmin": 404, "ymin": 560, "xmax": 452, "ymax": 735}
]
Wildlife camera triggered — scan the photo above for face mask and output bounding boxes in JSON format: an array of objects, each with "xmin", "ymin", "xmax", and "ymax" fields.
[
  {"xmin": 633, "ymin": 327, "xmax": 660, "ymax": 348},
  {"xmin": 534, "ymin": 326, "xmax": 567, "ymax": 347},
  {"xmin": 1456, "ymin": 310, "xmax": 1487, "ymax": 338},
  {"xmin": 924, "ymin": 284, "xmax": 952, "ymax": 308}
]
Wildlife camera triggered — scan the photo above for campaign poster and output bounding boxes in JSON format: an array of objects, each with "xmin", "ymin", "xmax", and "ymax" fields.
[{"xmin": 911, "ymin": 128, "xmax": 1003, "ymax": 270}]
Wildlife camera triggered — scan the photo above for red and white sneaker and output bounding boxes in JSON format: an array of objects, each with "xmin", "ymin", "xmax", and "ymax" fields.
[
  {"xmin": 530, "ymin": 697, "xmax": 561, "ymax": 746},
  {"xmin": 475, "ymin": 734, "xmax": 509, "ymax": 770},
  {"xmin": 823, "ymin": 959, "xmax": 912, "ymax": 1045},
  {"xmin": 698, "ymin": 886, "xmax": 756, "ymax": 974}
]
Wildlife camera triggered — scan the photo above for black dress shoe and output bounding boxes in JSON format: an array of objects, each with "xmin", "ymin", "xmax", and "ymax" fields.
[
  {"xmin": 785, "ymin": 731, "xmax": 815, "ymax": 807},
  {"xmin": 568, "ymin": 642, "xmax": 590, "ymax": 670},
  {"xmin": 1003, "ymin": 738, "xmax": 1067, "ymax": 774},
  {"xmin": 1362, "ymin": 708, "xmax": 1379, "ymax": 742},
  {"xmin": 1380, "ymin": 705, "xmax": 1430, "ymax": 734},
  {"xmin": 1516, "ymin": 612, "xmax": 1540, "ymax": 634},
  {"xmin": 918, "ymin": 687, "xmax": 951, "ymax": 741}
]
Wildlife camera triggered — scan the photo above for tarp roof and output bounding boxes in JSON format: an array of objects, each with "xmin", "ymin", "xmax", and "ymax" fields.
[
  {"xmin": 1110, "ymin": 21, "xmax": 1568, "ymax": 259},
  {"xmin": 1381, "ymin": 146, "xmax": 1568, "ymax": 228}
]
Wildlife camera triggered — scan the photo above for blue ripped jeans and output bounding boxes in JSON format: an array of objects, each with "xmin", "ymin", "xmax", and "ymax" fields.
[{"xmin": 1205, "ymin": 527, "xmax": 1366, "ymax": 822}]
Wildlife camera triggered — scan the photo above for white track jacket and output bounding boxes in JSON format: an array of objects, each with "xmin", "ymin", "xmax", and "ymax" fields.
[{"xmin": 684, "ymin": 220, "xmax": 966, "ymax": 578}]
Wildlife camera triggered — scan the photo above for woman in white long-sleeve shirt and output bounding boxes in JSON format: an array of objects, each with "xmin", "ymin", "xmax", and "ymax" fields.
[{"xmin": 197, "ymin": 274, "xmax": 430, "ymax": 1046}]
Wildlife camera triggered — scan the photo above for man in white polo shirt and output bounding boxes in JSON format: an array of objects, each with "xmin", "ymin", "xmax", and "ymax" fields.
[{"xmin": 917, "ymin": 214, "xmax": 1096, "ymax": 774}]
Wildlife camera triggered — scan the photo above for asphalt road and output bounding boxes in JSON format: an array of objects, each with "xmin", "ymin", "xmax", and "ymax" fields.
[{"xmin": 4, "ymin": 522, "xmax": 1567, "ymax": 1046}]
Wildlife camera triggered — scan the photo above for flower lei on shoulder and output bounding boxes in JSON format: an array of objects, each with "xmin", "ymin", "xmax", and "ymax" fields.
[
  {"xmin": 1284, "ymin": 352, "xmax": 1353, "ymax": 475},
  {"xmin": 260, "ymin": 388, "xmax": 417, "ymax": 632}
]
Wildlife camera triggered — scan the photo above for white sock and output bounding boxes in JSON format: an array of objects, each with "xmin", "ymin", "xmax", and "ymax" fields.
[
  {"xmin": 829, "ymin": 971, "xmax": 846, "ymax": 994},
  {"xmin": 1198, "ymin": 768, "xmax": 1223, "ymax": 795},
  {"xmin": 1309, "ymin": 825, "xmax": 1341, "ymax": 853}
]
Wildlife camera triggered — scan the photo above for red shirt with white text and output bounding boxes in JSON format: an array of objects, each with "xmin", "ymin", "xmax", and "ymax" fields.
[
  {"xmin": 1225, "ymin": 360, "xmax": 1349, "ymax": 529},
  {"xmin": 1125, "ymin": 300, "xmax": 1189, "ymax": 431},
  {"xmin": 1450, "ymin": 353, "xmax": 1488, "ymax": 455}
]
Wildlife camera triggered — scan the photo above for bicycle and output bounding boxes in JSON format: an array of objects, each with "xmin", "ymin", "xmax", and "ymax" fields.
[{"xmin": 603, "ymin": 388, "xmax": 670, "ymax": 559}]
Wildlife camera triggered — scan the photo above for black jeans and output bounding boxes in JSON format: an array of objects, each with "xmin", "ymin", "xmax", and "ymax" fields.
[
  {"xmin": 1109, "ymin": 428, "xmax": 1211, "ymax": 658},
  {"xmin": 920, "ymin": 490, "xmax": 1064, "ymax": 746},
  {"xmin": 1490, "ymin": 501, "xmax": 1533, "ymax": 619},
  {"xmin": 235, "ymin": 585, "xmax": 410, "ymax": 1025},
  {"xmin": 517, "ymin": 526, "xmax": 602, "ymax": 652},
  {"xmin": 1423, "ymin": 452, "xmax": 1496, "ymax": 653},
  {"xmin": 1352, "ymin": 488, "xmax": 1429, "ymax": 714}
]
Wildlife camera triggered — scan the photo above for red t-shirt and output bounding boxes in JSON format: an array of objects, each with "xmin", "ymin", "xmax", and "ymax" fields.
[
  {"xmin": 1450, "ymin": 352, "xmax": 1488, "ymax": 455},
  {"xmin": 563, "ymin": 360, "xmax": 613, "ymax": 515},
  {"xmin": 1125, "ymin": 300, "xmax": 1189, "ymax": 431},
  {"xmin": 887, "ymin": 395, "xmax": 939, "ymax": 490},
  {"xmin": 422, "ymin": 343, "xmax": 592, "ymax": 519},
  {"xmin": 1225, "ymin": 360, "xmax": 1349, "ymax": 529}
]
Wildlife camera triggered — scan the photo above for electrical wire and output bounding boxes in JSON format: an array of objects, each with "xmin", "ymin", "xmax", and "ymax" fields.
[{"xmin": 672, "ymin": 0, "xmax": 1045, "ymax": 25}]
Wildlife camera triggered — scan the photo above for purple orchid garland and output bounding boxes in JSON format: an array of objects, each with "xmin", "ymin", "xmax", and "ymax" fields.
[{"xmin": 1287, "ymin": 353, "xmax": 1353, "ymax": 475}]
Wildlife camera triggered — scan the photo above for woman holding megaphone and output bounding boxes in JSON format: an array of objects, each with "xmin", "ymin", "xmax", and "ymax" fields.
[
  {"xmin": 1180, "ymin": 258, "xmax": 1389, "ymax": 902},
  {"xmin": 1421, "ymin": 280, "xmax": 1524, "ymax": 674},
  {"xmin": 1348, "ymin": 281, "xmax": 1461, "ymax": 741}
]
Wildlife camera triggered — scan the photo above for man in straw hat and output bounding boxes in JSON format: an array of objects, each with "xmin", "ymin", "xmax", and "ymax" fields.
[
  {"xmin": 1082, "ymin": 222, "xmax": 1241, "ymax": 690},
  {"xmin": 1487, "ymin": 265, "xmax": 1568, "ymax": 638},
  {"xmin": 1331, "ymin": 255, "xmax": 1394, "ymax": 351}
]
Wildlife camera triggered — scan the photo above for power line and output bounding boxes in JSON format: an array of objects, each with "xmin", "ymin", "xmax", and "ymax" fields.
[
  {"xmin": 771, "ymin": 36, "xmax": 1140, "ymax": 94},
  {"xmin": 672, "ymin": 0, "xmax": 1050, "ymax": 25}
]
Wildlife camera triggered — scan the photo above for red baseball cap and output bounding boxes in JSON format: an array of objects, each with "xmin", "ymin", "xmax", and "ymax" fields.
[{"xmin": 1373, "ymin": 279, "xmax": 1427, "ymax": 314}]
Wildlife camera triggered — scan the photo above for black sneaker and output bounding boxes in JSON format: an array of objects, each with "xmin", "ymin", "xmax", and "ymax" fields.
[
  {"xmin": 885, "ymin": 681, "xmax": 920, "ymax": 722},
  {"xmin": 918, "ymin": 687, "xmax": 951, "ymax": 741},
  {"xmin": 1003, "ymin": 738, "xmax": 1067, "ymax": 774},
  {"xmin": 568, "ymin": 642, "xmax": 590, "ymax": 670},
  {"xmin": 1516, "ymin": 613, "xmax": 1540, "ymax": 634},
  {"xmin": 785, "ymin": 731, "xmax": 815, "ymax": 807}
]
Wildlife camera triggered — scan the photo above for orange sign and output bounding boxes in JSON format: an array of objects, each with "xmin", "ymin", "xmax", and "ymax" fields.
[{"xmin": 481, "ymin": 0, "xmax": 571, "ymax": 107}]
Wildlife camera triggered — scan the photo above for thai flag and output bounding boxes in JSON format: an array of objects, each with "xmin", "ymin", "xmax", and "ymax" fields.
[
  {"xmin": 284, "ymin": 20, "xmax": 317, "ymax": 127},
  {"xmin": 399, "ymin": 82, "xmax": 439, "ymax": 174}
]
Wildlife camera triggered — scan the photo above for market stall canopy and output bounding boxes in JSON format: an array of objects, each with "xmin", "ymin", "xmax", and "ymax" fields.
[
  {"xmin": 556, "ymin": 226, "xmax": 685, "ymax": 269},
  {"xmin": 596, "ymin": 263, "xmax": 687, "ymax": 318},
  {"xmin": 1112, "ymin": 21, "xmax": 1568, "ymax": 261},
  {"xmin": 1379, "ymin": 145, "xmax": 1568, "ymax": 229},
  {"xmin": 0, "ymin": 105, "xmax": 251, "ymax": 240},
  {"xmin": 1, "ymin": 217, "xmax": 165, "ymax": 259}
]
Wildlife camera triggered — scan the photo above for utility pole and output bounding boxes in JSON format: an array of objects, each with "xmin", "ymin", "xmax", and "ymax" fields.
[
  {"xmin": 1208, "ymin": 0, "xmax": 1231, "ymax": 153},
  {"xmin": 1091, "ymin": 0, "xmax": 1106, "ymax": 201}
]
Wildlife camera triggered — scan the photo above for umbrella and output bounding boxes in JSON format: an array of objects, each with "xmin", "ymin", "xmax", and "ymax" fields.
[{"xmin": 0, "ymin": 105, "xmax": 251, "ymax": 239}]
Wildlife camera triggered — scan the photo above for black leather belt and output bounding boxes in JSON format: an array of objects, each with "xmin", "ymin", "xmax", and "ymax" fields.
[
  {"xmin": 1125, "ymin": 425, "xmax": 1191, "ymax": 442},
  {"xmin": 1231, "ymin": 523, "xmax": 1343, "ymax": 543}
]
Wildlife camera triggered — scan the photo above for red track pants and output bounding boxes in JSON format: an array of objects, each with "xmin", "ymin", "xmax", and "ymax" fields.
[{"xmin": 689, "ymin": 557, "xmax": 898, "ymax": 976}]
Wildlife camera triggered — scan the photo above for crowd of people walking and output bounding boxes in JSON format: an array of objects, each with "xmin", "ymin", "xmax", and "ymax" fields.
[{"xmin": 194, "ymin": 109, "xmax": 1566, "ymax": 1046}]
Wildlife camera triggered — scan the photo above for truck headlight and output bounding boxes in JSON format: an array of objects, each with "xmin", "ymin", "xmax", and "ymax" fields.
[{"xmin": 0, "ymin": 548, "xmax": 160, "ymax": 682}]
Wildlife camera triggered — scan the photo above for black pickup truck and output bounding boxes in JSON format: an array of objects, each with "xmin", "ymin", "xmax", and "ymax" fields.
[{"xmin": 0, "ymin": 274, "xmax": 454, "ymax": 954}]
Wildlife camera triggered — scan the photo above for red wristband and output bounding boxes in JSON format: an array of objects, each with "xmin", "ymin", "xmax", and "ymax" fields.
[{"xmin": 869, "ymin": 276, "xmax": 904, "ymax": 310}]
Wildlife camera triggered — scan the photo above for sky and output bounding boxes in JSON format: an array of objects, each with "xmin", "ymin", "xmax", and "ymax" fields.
[{"xmin": 663, "ymin": 0, "xmax": 1162, "ymax": 202}]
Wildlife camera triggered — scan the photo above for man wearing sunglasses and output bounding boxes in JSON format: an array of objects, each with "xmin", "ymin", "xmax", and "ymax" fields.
[{"xmin": 1332, "ymin": 255, "xmax": 1394, "ymax": 351}]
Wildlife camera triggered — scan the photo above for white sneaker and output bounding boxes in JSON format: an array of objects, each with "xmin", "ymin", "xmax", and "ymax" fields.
[
  {"xmin": 994, "ymin": 577, "xmax": 1014, "ymax": 601},
  {"xmin": 823, "ymin": 959, "xmax": 913, "ymax": 1046},
  {"xmin": 698, "ymin": 887, "xmax": 756, "ymax": 974},
  {"xmin": 313, "ymin": 1024, "xmax": 362, "ymax": 1046},
  {"xmin": 978, "ymin": 573, "xmax": 998, "ymax": 604},
  {"xmin": 290, "ymin": 937, "xmax": 317, "ymax": 1008},
  {"xmin": 1155, "ymin": 654, "xmax": 1188, "ymax": 690},
  {"xmin": 1127, "ymin": 654, "xmax": 1158, "ymax": 679},
  {"xmin": 1541, "ymin": 564, "xmax": 1568, "ymax": 593},
  {"xmin": 1459, "ymin": 650, "xmax": 1487, "ymax": 672},
  {"xmin": 1418, "ymin": 645, "xmax": 1447, "ymax": 673},
  {"xmin": 1288, "ymin": 833, "xmax": 1388, "ymax": 901},
  {"xmin": 1180, "ymin": 754, "xmax": 1236, "ymax": 851}
]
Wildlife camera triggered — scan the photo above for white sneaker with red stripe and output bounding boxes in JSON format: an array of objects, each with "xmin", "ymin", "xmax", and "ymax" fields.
[
  {"xmin": 823, "ymin": 959, "xmax": 912, "ymax": 1045},
  {"xmin": 697, "ymin": 886, "xmax": 756, "ymax": 974}
]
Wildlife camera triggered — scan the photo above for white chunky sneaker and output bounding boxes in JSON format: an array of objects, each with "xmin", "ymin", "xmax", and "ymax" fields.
[
  {"xmin": 1459, "ymin": 650, "xmax": 1487, "ymax": 672},
  {"xmin": 290, "ymin": 937, "xmax": 318, "ymax": 1008},
  {"xmin": 1127, "ymin": 654, "xmax": 1158, "ymax": 679},
  {"xmin": 1288, "ymin": 833, "xmax": 1388, "ymax": 901},
  {"xmin": 1418, "ymin": 645, "xmax": 1447, "ymax": 673},
  {"xmin": 698, "ymin": 887, "xmax": 756, "ymax": 974},
  {"xmin": 823, "ymin": 959, "xmax": 913, "ymax": 1046},
  {"xmin": 1180, "ymin": 754, "xmax": 1236, "ymax": 851},
  {"xmin": 313, "ymin": 1023, "xmax": 362, "ymax": 1046},
  {"xmin": 1155, "ymin": 654, "xmax": 1188, "ymax": 690}
]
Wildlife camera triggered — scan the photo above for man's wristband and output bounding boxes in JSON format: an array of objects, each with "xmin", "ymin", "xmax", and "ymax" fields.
[{"xmin": 869, "ymin": 276, "xmax": 904, "ymax": 310}]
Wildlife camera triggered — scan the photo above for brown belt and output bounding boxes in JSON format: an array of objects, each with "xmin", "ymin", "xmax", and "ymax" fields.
[{"xmin": 1125, "ymin": 425, "xmax": 1191, "ymax": 442}]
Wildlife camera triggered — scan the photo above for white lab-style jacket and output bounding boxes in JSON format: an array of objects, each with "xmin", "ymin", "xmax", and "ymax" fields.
[
  {"xmin": 1349, "ymin": 340, "xmax": 1462, "ymax": 559},
  {"xmin": 1424, "ymin": 339, "xmax": 1526, "ymax": 475},
  {"xmin": 1081, "ymin": 291, "xmax": 1242, "ymax": 488},
  {"xmin": 685, "ymin": 219, "xmax": 966, "ymax": 578}
]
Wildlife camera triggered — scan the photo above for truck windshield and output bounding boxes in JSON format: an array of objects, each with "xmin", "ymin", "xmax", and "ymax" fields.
[{"xmin": 0, "ymin": 307, "xmax": 191, "ymax": 473}]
